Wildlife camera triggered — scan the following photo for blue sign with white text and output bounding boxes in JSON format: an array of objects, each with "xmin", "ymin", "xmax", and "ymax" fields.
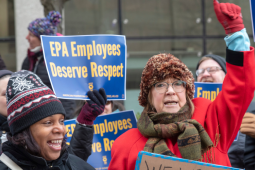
[
  {"xmin": 194, "ymin": 82, "xmax": 222, "ymax": 101},
  {"xmin": 41, "ymin": 35, "xmax": 126, "ymax": 100},
  {"xmin": 64, "ymin": 110, "xmax": 137, "ymax": 169}
]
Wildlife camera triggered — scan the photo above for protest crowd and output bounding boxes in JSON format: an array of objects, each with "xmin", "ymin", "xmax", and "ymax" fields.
[{"xmin": 1, "ymin": 0, "xmax": 255, "ymax": 169}]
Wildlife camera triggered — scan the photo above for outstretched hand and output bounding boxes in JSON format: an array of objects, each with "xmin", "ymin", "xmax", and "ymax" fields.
[
  {"xmin": 240, "ymin": 112, "xmax": 255, "ymax": 138},
  {"xmin": 213, "ymin": 0, "xmax": 244, "ymax": 34},
  {"xmin": 77, "ymin": 88, "xmax": 107, "ymax": 125}
]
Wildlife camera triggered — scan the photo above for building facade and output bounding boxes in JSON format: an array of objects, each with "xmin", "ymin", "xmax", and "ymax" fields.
[{"xmin": 0, "ymin": 0, "xmax": 254, "ymax": 114}]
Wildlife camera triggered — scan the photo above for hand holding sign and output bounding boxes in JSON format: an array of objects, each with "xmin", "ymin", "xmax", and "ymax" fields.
[
  {"xmin": 77, "ymin": 88, "xmax": 107, "ymax": 125},
  {"xmin": 240, "ymin": 112, "xmax": 255, "ymax": 138},
  {"xmin": 213, "ymin": 0, "xmax": 244, "ymax": 34}
]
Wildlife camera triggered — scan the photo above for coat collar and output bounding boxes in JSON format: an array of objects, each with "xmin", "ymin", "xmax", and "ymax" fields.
[{"xmin": 2, "ymin": 141, "xmax": 69, "ymax": 167}]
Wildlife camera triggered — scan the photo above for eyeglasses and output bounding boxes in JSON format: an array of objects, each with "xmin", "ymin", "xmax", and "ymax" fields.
[
  {"xmin": 153, "ymin": 80, "xmax": 186, "ymax": 94},
  {"xmin": 196, "ymin": 67, "xmax": 222, "ymax": 77}
]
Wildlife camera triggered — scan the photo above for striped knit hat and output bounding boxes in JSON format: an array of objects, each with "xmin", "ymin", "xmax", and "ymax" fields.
[
  {"xmin": 28, "ymin": 11, "xmax": 61, "ymax": 38},
  {"xmin": 6, "ymin": 70, "xmax": 65, "ymax": 135},
  {"xmin": 138, "ymin": 53, "xmax": 195, "ymax": 107}
]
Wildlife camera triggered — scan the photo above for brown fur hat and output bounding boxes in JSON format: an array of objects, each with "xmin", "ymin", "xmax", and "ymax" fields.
[{"xmin": 138, "ymin": 53, "xmax": 195, "ymax": 107}]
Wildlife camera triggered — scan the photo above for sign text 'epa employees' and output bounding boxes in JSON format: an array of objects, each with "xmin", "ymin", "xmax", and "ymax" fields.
[{"xmin": 48, "ymin": 40, "xmax": 124, "ymax": 81}]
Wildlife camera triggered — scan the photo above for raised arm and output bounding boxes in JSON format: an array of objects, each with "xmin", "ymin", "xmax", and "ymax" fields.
[
  {"xmin": 204, "ymin": 0, "xmax": 255, "ymax": 153},
  {"xmin": 69, "ymin": 88, "xmax": 107, "ymax": 161}
]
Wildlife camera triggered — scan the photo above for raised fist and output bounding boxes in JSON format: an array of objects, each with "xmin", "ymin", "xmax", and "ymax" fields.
[{"xmin": 213, "ymin": 0, "xmax": 244, "ymax": 34}]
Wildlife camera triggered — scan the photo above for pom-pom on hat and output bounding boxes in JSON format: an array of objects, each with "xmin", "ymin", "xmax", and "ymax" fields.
[
  {"xmin": 28, "ymin": 11, "xmax": 61, "ymax": 38},
  {"xmin": 6, "ymin": 70, "xmax": 65, "ymax": 135},
  {"xmin": 138, "ymin": 53, "xmax": 195, "ymax": 107}
]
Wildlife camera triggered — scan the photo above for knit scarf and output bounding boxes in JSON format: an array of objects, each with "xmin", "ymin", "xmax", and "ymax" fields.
[{"xmin": 137, "ymin": 103, "xmax": 213, "ymax": 161}]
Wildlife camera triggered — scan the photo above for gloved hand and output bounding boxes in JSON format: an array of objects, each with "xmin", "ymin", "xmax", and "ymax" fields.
[
  {"xmin": 240, "ymin": 112, "xmax": 255, "ymax": 138},
  {"xmin": 77, "ymin": 88, "xmax": 107, "ymax": 125},
  {"xmin": 213, "ymin": 0, "xmax": 244, "ymax": 34}
]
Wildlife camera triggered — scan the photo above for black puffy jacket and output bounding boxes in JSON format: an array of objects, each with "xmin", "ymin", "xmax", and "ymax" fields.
[
  {"xmin": 0, "ymin": 141, "xmax": 95, "ymax": 170},
  {"xmin": 228, "ymin": 101, "xmax": 255, "ymax": 169},
  {"xmin": 69, "ymin": 123, "xmax": 94, "ymax": 162},
  {"xmin": 21, "ymin": 51, "xmax": 76, "ymax": 119}
]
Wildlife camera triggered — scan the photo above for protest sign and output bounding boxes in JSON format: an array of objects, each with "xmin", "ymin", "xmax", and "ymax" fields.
[
  {"xmin": 250, "ymin": 0, "xmax": 255, "ymax": 42},
  {"xmin": 135, "ymin": 151, "xmax": 240, "ymax": 170},
  {"xmin": 64, "ymin": 110, "xmax": 137, "ymax": 169},
  {"xmin": 41, "ymin": 35, "xmax": 126, "ymax": 100},
  {"xmin": 194, "ymin": 82, "xmax": 222, "ymax": 101}
]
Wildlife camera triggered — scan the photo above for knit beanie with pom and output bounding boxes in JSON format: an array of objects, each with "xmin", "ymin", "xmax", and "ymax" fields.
[
  {"xmin": 28, "ymin": 11, "xmax": 61, "ymax": 38},
  {"xmin": 138, "ymin": 53, "xmax": 195, "ymax": 107},
  {"xmin": 6, "ymin": 70, "xmax": 66, "ymax": 135}
]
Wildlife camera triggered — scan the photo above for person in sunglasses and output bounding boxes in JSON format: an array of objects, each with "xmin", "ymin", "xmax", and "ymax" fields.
[
  {"xmin": 108, "ymin": 1, "xmax": 255, "ymax": 170},
  {"xmin": 196, "ymin": 54, "xmax": 255, "ymax": 169}
]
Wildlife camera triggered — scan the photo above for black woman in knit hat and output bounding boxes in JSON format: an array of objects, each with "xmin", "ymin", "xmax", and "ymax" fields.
[
  {"xmin": 0, "ymin": 70, "xmax": 96, "ymax": 169},
  {"xmin": 108, "ymin": 1, "xmax": 255, "ymax": 170},
  {"xmin": 21, "ymin": 11, "xmax": 76, "ymax": 119}
]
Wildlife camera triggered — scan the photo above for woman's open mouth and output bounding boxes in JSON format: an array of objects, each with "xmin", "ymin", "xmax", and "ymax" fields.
[{"xmin": 47, "ymin": 140, "xmax": 62, "ymax": 151}]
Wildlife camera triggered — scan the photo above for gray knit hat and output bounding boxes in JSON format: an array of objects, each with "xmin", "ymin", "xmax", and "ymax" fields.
[{"xmin": 196, "ymin": 54, "xmax": 227, "ymax": 76}]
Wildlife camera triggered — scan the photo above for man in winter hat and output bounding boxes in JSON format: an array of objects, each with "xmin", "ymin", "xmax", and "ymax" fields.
[
  {"xmin": 196, "ymin": 52, "xmax": 255, "ymax": 169},
  {"xmin": 196, "ymin": 54, "xmax": 226, "ymax": 83},
  {"xmin": 21, "ymin": 11, "xmax": 76, "ymax": 119}
]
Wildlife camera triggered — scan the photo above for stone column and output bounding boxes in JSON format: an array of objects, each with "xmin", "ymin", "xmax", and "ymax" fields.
[{"xmin": 14, "ymin": 0, "xmax": 44, "ymax": 71}]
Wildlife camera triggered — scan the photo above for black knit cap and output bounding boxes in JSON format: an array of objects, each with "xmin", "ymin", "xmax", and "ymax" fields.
[
  {"xmin": 196, "ymin": 54, "xmax": 227, "ymax": 77},
  {"xmin": 0, "ymin": 70, "xmax": 13, "ymax": 79},
  {"xmin": 6, "ymin": 70, "xmax": 66, "ymax": 135}
]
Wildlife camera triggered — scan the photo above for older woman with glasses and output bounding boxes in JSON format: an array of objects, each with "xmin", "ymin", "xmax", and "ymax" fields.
[{"xmin": 108, "ymin": 1, "xmax": 255, "ymax": 170}]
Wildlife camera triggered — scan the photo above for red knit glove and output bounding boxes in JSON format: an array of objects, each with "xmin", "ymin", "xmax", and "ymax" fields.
[
  {"xmin": 77, "ymin": 88, "xmax": 107, "ymax": 125},
  {"xmin": 213, "ymin": 0, "xmax": 244, "ymax": 34}
]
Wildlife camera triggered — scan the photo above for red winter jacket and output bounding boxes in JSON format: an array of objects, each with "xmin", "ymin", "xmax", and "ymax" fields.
[{"xmin": 108, "ymin": 47, "xmax": 255, "ymax": 170}]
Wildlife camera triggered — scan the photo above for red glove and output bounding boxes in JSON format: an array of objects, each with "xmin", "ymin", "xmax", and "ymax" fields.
[
  {"xmin": 213, "ymin": 0, "xmax": 244, "ymax": 34},
  {"xmin": 77, "ymin": 88, "xmax": 107, "ymax": 125}
]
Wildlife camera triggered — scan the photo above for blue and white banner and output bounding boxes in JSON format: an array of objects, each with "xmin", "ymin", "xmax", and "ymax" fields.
[
  {"xmin": 41, "ymin": 35, "xmax": 126, "ymax": 100},
  {"xmin": 135, "ymin": 151, "xmax": 240, "ymax": 170},
  {"xmin": 194, "ymin": 82, "xmax": 222, "ymax": 101},
  {"xmin": 250, "ymin": 0, "xmax": 255, "ymax": 42},
  {"xmin": 64, "ymin": 110, "xmax": 137, "ymax": 169}
]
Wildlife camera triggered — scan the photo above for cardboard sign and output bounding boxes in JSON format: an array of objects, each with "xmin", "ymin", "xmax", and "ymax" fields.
[
  {"xmin": 64, "ymin": 110, "xmax": 137, "ymax": 169},
  {"xmin": 250, "ymin": 0, "xmax": 255, "ymax": 42},
  {"xmin": 135, "ymin": 151, "xmax": 240, "ymax": 170},
  {"xmin": 41, "ymin": 35, "xmax": 126, "ymax": 100}
]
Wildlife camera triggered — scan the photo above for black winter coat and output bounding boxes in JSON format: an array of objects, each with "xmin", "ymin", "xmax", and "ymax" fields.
[
  {"xmin": 21, "ymin": 51, "xmax": 76, "ymax": 119},
  {"xmin": 228, "ymin": 101, "xmax": 255, "ymax": 169},
  {"xmin": 0, "ymin": 141, "xmax": 95, "ymax": 170},
  {"xmin": 69, "ymin": 123, "xmax": 94, "ymax": 162}
]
